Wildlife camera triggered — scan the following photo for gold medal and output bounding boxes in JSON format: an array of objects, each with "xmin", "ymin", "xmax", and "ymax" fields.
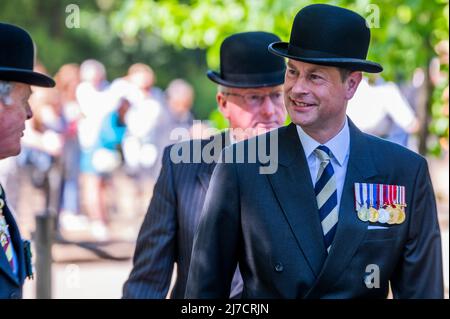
[
  {"xmin": 368, "ymin": 207, "xmax": 379, "ymax": 223},
  {"xmin": 358, "ymin": 207, "xmax": 370, "ymax": 221},
  {"xmin": 395, "ymin": 207, "xmax": 406, "ymax": 224},
  {"xmin": 387, "ymin": 205, "xmax": 398, "ymax": 224}
]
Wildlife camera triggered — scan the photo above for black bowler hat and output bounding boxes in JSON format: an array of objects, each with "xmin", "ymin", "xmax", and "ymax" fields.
[
  {"xmin": 269, "ymin": 4, "xmax": 382, "ymax": 73},
  {"xmin": 207, "ymin": 31, "xmax": 286, "ymax": 88},
  {"xmin": 0, "ymin": 22, "xmax": 55, "ymax": 87}
]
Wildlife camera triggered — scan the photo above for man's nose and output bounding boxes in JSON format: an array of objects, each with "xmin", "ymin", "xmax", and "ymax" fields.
[
  {"xmin": 25, "ymin": 103, "xmax": 33, "ymax": 120},
  {"xmin": 260, "ymin": 95, "xmax": 275, "ymax": 117},
  {"xmin": 291, "ymin": 76, "xmax": 309, "ymax": 95}
]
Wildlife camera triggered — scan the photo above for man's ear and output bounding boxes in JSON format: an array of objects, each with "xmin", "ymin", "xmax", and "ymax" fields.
[
  {"xmin": 217, "ymin": 92, "xmax": 229, "ymax": 119},
  {"xmin": 345, "ymin": 71, "xmax": 362, "ymax": 100}
]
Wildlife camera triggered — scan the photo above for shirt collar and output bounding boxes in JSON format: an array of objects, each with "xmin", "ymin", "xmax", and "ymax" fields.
[
  {"xmin": 296, "ymin": 117, "xmax": 350, "ymax": 166},
  {"xmin": 229, "ymin": 131, "xmax": 237, "ymax": 145}
]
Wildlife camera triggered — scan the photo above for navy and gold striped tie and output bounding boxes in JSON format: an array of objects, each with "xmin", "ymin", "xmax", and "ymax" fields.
[{"xmin": 314, "ymin": 145, "xmax": 338, "ymax": 253}]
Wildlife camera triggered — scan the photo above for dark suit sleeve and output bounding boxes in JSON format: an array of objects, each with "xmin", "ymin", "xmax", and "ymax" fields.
[
  {"xmin": 185, "ymin": 150, "xmax": 241, "ymax": 298},
  {"xmin": 391, "ymin": 158, "xmax": 444, "ymax": 298},
  {"xmin": 122, "ymin": 146, "xmax": 177, "ymax": 299}
]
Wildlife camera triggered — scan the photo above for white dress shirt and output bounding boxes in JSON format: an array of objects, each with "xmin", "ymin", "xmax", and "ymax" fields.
[{"xmin": 296, "ymin": 118, "xmax": 350, "ymax": 210}]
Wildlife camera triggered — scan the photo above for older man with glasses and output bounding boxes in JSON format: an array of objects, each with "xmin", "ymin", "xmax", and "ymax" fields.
[{"xmin": 123, "ymin": 31, "xmax": 287, "ymax": 299}]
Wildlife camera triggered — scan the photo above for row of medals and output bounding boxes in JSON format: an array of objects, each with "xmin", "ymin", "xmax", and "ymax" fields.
[
  {"xmin": 0, "ymin": 197, "xmax": 9, "ymax": 246},
  {"xmin": 357, "ymin": 204, "xmax": 406, "ymax": 224}
]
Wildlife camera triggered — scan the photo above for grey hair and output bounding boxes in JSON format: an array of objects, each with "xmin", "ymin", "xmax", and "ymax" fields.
[
  {"xmin": 217, "ymin": 85, "xmax": 229, "ymax": 94},
  {"xmin": 166, "ymin": 78, "xmax": 194, "ymax": 99},
  {"xmin": 0, "ymin": 80, "xmax": 14, "ymax": 105}
]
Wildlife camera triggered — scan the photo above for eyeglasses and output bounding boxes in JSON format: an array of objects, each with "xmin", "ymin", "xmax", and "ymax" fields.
[{"xmin": 222, "ymin": 91, "xmax": 284, "ymax": 108}]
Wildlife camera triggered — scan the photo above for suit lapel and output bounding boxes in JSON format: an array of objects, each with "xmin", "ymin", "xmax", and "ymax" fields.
[
  {"xmin": 9, "ymin": 212, "xmax": 25, "ymax": 284},
  {"xmin": 267, "ymin": 123, "xmax": 327, "ymax": 277},
  {"xmin": 196, "ymin": 131, "xmax": 230, "ymax": 192},
  {"xmin": 197, "ymin": 171, "xmax": 212, "ymax": 192},
  {"xmin": 305, "ymin": 120, "xmax": 379, "ymax": 298},
  {"xmin": 0, "ymin": 201, "xmax": 22, "ymax": 286}
]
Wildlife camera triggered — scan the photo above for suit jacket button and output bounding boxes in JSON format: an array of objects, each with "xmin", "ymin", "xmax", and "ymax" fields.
[{"xmin": 274, "ymin": 263, "xmax": 283, "ymax": 272}]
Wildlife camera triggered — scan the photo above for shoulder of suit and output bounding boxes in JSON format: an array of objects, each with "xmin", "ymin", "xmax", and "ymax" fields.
[
  {"xmin": 165, "ymin": 134, "xmax": 223, "ymax": 153},
  {"xmin": 228, "ymin": 125, "xmax": 288, "ymax": 148},
  {"xmin": 162, "ymin": 134, "xmax": 224, "ymax": 167},
  {"xmin": 361, "ymin": 131, "xmax": 425, "ymax": 165}
]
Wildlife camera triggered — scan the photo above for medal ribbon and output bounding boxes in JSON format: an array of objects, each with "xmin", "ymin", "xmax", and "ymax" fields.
[
  {"xmin": 383, "ymin": 184, "xmax": 388, "ymax": 207},
  {"xmin": 0, "ymin": 216, "xmax": 15, "ymax": 271},
  {"xmin": 402, "ymin": 186, "xmax": 405, "ymax": 206},
  {"xmin": 358, "ymin": 183, "xmax": 367, "ymax": 209},
  {"xmin": 365, "ymin": 183, "xmax": 370, "ymax": 209},
  {"xmin": 389, "ymin": 185, "xmax": 394, "ymax": 206},
  {"xmin": 371, "ymin": 183, "xmax": 378, "ymax": 209},
  {"xmin": 393, "ymin": 185, "xmax": 397, "ymax": 207},
  {"xmin": 378, "ymin": 184, "xmax": 383, "ymax": 210},
  {"xmin": 354, "ymin": 183, "xmax": 361, "ymax": 210}
]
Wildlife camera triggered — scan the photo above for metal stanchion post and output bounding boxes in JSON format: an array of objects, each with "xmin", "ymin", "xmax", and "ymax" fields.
[{"xmin": 35, "ymin": 213, "xmax": 55, "ymax": 299}]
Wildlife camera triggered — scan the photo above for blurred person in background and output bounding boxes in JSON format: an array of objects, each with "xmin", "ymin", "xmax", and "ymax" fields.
[
  {"xmin": 346, "ymin": 75, "xmax": 419, "ymax": 149},
  {"xmin": 76, "ymin": 59, "xmax": 112, "ymax": 165},
  {"xmin": 0, "ymin": 22, "xmax": 55, "ymax": 299},
  {"xmin": 76, "ymin": 59, "xmax": 114, "ymax": 239},
  {"xmin": 19, "ymin": 86, "xmax": 65, "ymax": 216},
  {"xmin": 85, "ymin": 97, "xmax": 131, "ymax": 240},
  {"xmin": 111, "ymin": 63, "xmax": 166, "ymax": 214},
  {"xmin": 114, "ymin": 64, "xmax": 165, "ymax": 179},
  {"xmin": 123, "ymin": 32, "xmax": 286, "ymax": 299},
  {"xmin": 53, "ymin": 63, "xmax": 88, "ymax": 232},
  {"xmin": 148, "ymin": 78, "xmax": 195, "ymax": 179},
  {"xmin": 164, "ymin": 79, "xmax": 195, "ymax": 132},
  {"xmin": 110, "ymin": 63, "xmax": 165, "ymax": 107}
]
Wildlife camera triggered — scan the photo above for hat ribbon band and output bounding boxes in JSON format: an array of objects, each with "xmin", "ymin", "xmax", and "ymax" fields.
[
  {"xmin": 287, "ymin": 44, "xmax": 365, "ymax": 60},
  {"xmin": 223, "ymin": 69, "xmax": 285, "ymax": 83}
]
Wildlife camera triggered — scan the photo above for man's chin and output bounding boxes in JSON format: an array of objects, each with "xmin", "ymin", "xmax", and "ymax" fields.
[
  {"xmin": 248, "ymin": 126, "xmax": 277, "ymax": 138},
  {"xmin": 254, "ymin": 123, "xmax": 278, "ymax": 131},
  {"xmin": 0, "ymin": 146, "xmax": 22, "ymax": 159},
  {"xmin": 11, "ymin": 148, "xmax": 21, "ymax": 158}
]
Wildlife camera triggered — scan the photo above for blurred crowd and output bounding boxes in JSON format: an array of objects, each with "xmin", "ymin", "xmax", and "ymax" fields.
[{"xmin": 0, "ymin": 59, "xmax": 200, "ymax": 241}]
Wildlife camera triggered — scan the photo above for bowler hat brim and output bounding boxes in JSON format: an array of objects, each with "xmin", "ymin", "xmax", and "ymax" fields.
[
  {"xmin": 269, "ymin": 42, "xmax": 383, "ymax": 73},
  {"xmin": 0, "ymin": 67, "xmax": 55, "ymax": 87},
  {"xmin": 207, "ymin": 70, "xmax": 285, "ymax": 89}
]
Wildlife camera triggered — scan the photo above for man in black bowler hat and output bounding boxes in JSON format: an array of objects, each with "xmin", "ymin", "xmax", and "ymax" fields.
[
  {"xmin": 123, "ymin": 31, "xmax": 287, "ymax": 298},
  {"xmin": 186, "ymin": 4, "xmax": 443, "ymax": 298},
  {"xmin": 0, "ymin": 22, "xmax": 55, "ymax": 299}
]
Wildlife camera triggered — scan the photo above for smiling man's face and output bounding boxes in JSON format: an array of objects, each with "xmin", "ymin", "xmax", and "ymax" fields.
[{"xmin": 284, "ymin": 59, "xmax": 361, "ymax": 142}]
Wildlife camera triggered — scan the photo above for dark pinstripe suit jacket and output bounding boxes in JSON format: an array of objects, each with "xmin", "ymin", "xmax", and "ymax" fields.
[{"xmin": 122, "ymin": 132, "xmax": 243, "ymax": 298}]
